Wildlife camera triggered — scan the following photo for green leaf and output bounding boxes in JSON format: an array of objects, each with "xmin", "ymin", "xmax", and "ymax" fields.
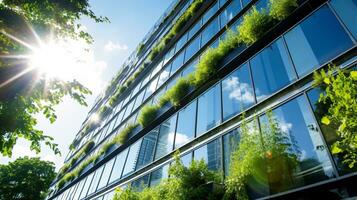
[
  {"xmin": 323, "ymin": 77, "xmax": 331, "ymax": 85},
  {"xmin": 351, "ymin": 71, "xmax": 357, "ymax": 80},
  {"xmin": 331, "ymin": 145, "xmax": 342, "ymax": 154},
  {"xmin": 321, "ymin": 116, "xmax": 330, "ymax": 125}
]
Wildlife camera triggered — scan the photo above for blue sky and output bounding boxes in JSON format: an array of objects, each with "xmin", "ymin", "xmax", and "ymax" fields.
[{"xmin": 0, "ymin": 0, "xmax": 174, "ymax": 170}]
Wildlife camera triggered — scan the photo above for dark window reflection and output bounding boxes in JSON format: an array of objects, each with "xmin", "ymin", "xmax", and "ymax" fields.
[
  {"xmin": 181, "ymin": 152, "xmax": 192, "ymax": 167},
  {"xmin": 149, "ymin": 164, "xmax": 169, "ymax": 187},
  {"xmin": 155, "ymin": 114, "xmax": 177, "ymax": 160},
  {"xmin": 201, "ymin": 17, "xmax": 219, "ymax": 46},
  {"xmin": 136, "ymin": 128, "xmax": 159, "ymax": 170},
  {"xmin": 222, "ymin": 63, "xmax": 255, "ymax": 121},
  {"xmin": 194, "ymin": 139, "xmax": 222, "ymax": 171},
  {"xmin": 331, "ymin": 0, "xmax": 357, "ymax": 40},
  {"xmin": 284, "ymin": 5, "xmax": 353, "ymax": 76},
  {"xmin": 175, "ymin": 101, "xmax": 197, "ymax": 148},
  {"xmin": 223, "ymin": 129, "xmax": 240, "ymax": 176},
  {"xmin": 203, "ymin": 2, "xmax": 219, "ymax": 24},
  {"xmin": 170, "ymin": 51, "xmax": 185, "ymax": 74},
  {"xmin": 255, "ymin": 95, "xmax": 334, "ymax": 197},
  {"xmin": 250, "ymin": 38, "xmax": 296, "ymax": 102},
  {"xmin": 185, "ymin": 36, "xmax": 200, "ymax": 63},
  {"xmin": 131, "ymin": 174, "xmax": 149, "ymax": 192},
  {"xmin": 220, "ymin": 0, "xmax": 242, "ymax": 27},
  {"xmin": 196, "ymin": 84, "xmax": 221, "ymax": 136}
]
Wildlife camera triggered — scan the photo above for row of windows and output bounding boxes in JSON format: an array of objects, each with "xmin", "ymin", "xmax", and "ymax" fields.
[
  {"xmin": 55, "ymin": 1, "xmax": 357, "ymax": 198},
  {"xmin": 66, "ymin": 0, "xmax": 250, "ymax": 161}
]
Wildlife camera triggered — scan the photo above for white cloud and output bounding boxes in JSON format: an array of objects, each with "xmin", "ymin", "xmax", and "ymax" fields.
[
  {"xmin": 104, "ymin": 40, "xmax": 128, "ymax": 52},
  {"xmin": 223, "ymin": 76, "xmax": 255, "ymax": 104}
]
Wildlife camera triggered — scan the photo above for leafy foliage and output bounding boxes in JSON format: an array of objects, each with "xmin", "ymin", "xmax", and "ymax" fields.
[
  {"xmin": 116, "ymin": 123, "xmax": 139, "ymax": 145},
  {"xmin": 0, "ymin": 0, "xmax": 106, "ymax": 156},
  {"xmin": 0, "ymin": 157, "xmax": 56, "ymax": 200},
  {"xmin": 138, "ymin": 105, "xmax": 160, "ymax": 127},
  {"xmin": 313, "ymin": 66, "xmax": 357, "ymax": 168},
  {"xmin": 225, "ymin": 113, "xmax": 299, "ymax": 199},
  {"xmin": 159, "ymin": 77, "xmax": 192, "ymax": 107},
  {"xmin": 113, "ymin": 152, "xmax": 224, "ymax": 200},
  {"xmin": 269, "ymin": 0, "xmax": 298, "ymax": 21}
]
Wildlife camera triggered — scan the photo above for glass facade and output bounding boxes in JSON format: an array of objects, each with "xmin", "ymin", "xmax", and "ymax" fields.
[{"xmin": 50, "ymin": 1, "xmax": 356, "ymax": 200}]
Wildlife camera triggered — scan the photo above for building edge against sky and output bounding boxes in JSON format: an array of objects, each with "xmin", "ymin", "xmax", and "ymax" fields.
[{"xmin": 48, "ymin": 0, "xmax": 357, "ymax": 199}]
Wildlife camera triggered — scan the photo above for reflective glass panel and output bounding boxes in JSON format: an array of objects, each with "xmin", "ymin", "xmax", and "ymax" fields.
[
  {"xmin": 201, "ymin": 17, "xmax": 219, "ymax": 46},
  {"xmin": 170, "ymin": 51, "xmax": 185, "ymax": 74},
  {"xmin": 131, "ymin": 174, "xmax": 150, "ymax": 192},
  {"xmin": 284, "ymin": 5, "xmax": 353, "ymax": 76},
  {"xmin": 196, "ymin": 84, "xmax": 221, "ymax": 136},
  {"xmin": 150, "ymin": 164, "xmax": 169, "ymax": 186},
  {"xmin": 223, "ymin": 129, "xmax": 240, "ymax": 176},
  {"xmin": 250, "ymin": 38, "xmax": 296, "ymax": 102},
  {"xmin": 79, "ymin": 172, "xmax": 94, "ymax": 199},
  {"xmin": 222, "ymin": 63, "xmax": 255, "ymax": 121},
  {"xmin": 97, "ymin": 158, "xmax": 115, "ymax": 190},
  {"xmin": 136, "ymin": 128, "xmax": 159, "ymax": 170},
  {"xmin": 109, "ymin": 149, "xmax": 129, "ymax": 183},
  {"xmin": 194, "ymin": 139, "xmax": 222, "ymax": 171},
  {"xmin": 122, "ymin": 139, "xmax": 142, "ymax": 177},
  {"xmin": 87, "ymin": 166, "xmax": 104, "ymax": 195},
  {"xmin": 175, "ymin": 101, "xmax": 197, "ymax": 148},
  {"xmin": 155, "ymin": 114, "xmax": 177, "ymax": 160},
  {"xmin": 331, "ymin": 0, "xmax": 357, "ymax": 39},
  {"xmin": 184, "ymin": 36, "xmax": 200, "ymax": 63}
]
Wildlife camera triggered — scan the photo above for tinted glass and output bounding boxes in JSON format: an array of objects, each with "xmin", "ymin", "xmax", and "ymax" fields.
[
  {"xmin": 122, "ymin": 100, "xmax": 135, "ymax": 121},
  {"xmin": 109, "ymin": 149, "xmax": 129, "ymax": 183},
  {"xmin": 143, "ymin": 77, "xmax": 159, "ymax": 101},
  {"xmin": 170, "ymin": 52, "xmax": 185, "ymax": 74},
  {"xmin": 131, "ymin": 174, "xmax": 149, "ymax": 191},
  {"xmin": 250, "ymin": 38, "xmax": 296, "ymax": 102},
  {"xmin": 331, "ymin": 0, "xmax": 357, "ymax": 39},
  {"xmin": 257, "ymin": 95, "xmax": 334, "ymax": 196},
  {"xmin": 136, "ymin": 128, "xmax": 159, "ymax": 170},
  {"xmin": 175, "ymin": 33, "xmax": 188, "ymax": 53},
  {"xmin": 175, "ymin": 101, "xmax": 197, "ymax": 148},
  {"xmin": 132, "ymin": 89, "xmax": 145, "ymax": 112},
  {"xmin": 284, "ymin": 5, "xmax": 353, "ymax": 76},
  {"xmin": 97, "ymin": 158, "xmax": 115, "ymax": 190},
  {"xmin": 223, "ymin": 129, "xmax": 240, "ymax": 176},
  {"xmin": 220, "ymin": 0, "xmax": 242, "ymax": 27},
  {"xmin": 87, "ymin": 166, "xmax": 104, "ymax": 195},
  {"xmin": 155, "ymin": 114, "xmax": 176, "ymax": 160},
  {"xmin": 188, "ymin": 20, "xmax": 202, "ymax": 39},
  {"xmin": 196, "ymin": 84, "xmax": 221, "ymax": 136},
  {"xmin": 201, "ymin": 17, "xmax": 220, "ymax": 46},
  {"xmin": 184, "ymin": 36, "xmax": 200, "ymax": 63},
  {"xmin": 79, "ymin": 173, "xmax": 94, "ymax": 199},
  {"xmin": 122, "ymin": 139, "xmax": 142, "ymax": 177},
  {"xmin": 307, "ymin": 88, "xmax": 357, "ymax": 174},
  {"xmin": 194, "ymin": 139, "xmax": 222, "ymax": 171},
  {"xmin": 222, "ymin": 63, "xmax": 255, "ymax": 121},
  {"xmin": 150, "ymin": 164, "xmax": 169, "ymax": 186},
  {"xmin": 203, "ymin": 2, "xmax": 219, "ymax": 24},
  {"xmin": 181, "ymin": 152, "xmax": 192, "ymax": 167},
  {"xmin": 182, "ymin": 59, "xmax": 198, "ymax": 77},
  {"xmin": 163, "ymin": 47, "xmax": 175, "ymax": 66}
]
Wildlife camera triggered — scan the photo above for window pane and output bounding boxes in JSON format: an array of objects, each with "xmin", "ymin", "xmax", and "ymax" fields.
[
  {"xmin": 122, "ymin": 100, "xmax": 135, "ymax": 121},
  {"xmin": 122, "ymin": 139, "xmax": 142, "ymax": 177},
  {"xmin": 79, "ymin": 173, "xmax": 94, "ymax": 199},
  {"xmin": 222, "ymin": 63, "xmax": 255, "ymax": 121},
  {"xmin": 184, "ymin": 36, "xmax": 200, "ymax": 63},
  {"xmin": 182, "ymin": 58, "xmax": 198, "ymax": 77},
  {"xmin": 155, "ymin": 114, "xmax": 177, "ymax": 160},
  {"xmin": 194, "ymin": 139, "xmax": 222, "ymax": 171},
  {"xmin": 143, "ymin": 77, "xmax": 159, "ymax": 101},
  {"xmin": 331, "ymin": 0, "xmax": 357, "ymax": 40},
  {"xmin": 196, "ymin": 84, "xmax": 221, "ymax": 136},
  {"xmin": 220, "ymin": 0, "xmax": 242, "ymax": 27},
  {"xmin": 175, "ymin": 33, "xmax": 188, "ymax": 53},
  {"xmin": 87, "ymin": 166, "xmax": 104, "ymax": 195},
  {"xmin": 201, "ymin": 17, "xmax": 219, "ymax": 46},
  {"xmin": 109, "ymin": 149, "xmax": 129, "ymax": 183},
  {"xmin": 157, "ymin": 65, "xmax": 171, "ymax": 88},
  {"xmin": 170, "ymin": 52, "xmax": 185, "ymax": 74},
  {"xmin": 203, "ymin": 2, "xmax": 219, "ymax": 24},
  {"xmin": 163, "ymin": 47, "xmax": 175, "ymax": 66},
  {"xmin": 284, "ymin": 5, "xmax": 353, "ymax": 76},
  {"xmin": 258, "ymin": 95, "xmax": 334, "ymax": 195},
  {"xmin": 188, "ymin": 20, "xmax": 201, "ymax": 39},
  {"xmin": 131, "ymin": 174, "xmax": 149, "ymax": 191},
  {"xmin": 72, "ymin": 179, "xmax": 86, "ymax": 200},
  {"xmin": 250, "ymin": 38, "xmax": 296, "ymax": 102},
  {"xmin": 223, "ymin": 129, "xmax": 240, "ymax": 176},
  {"xmin": 97, "ymin": 158, "xmax": 115, "ymax": 190},
  {"xmin": 136, "ymin": 128, "xmax": 159, "ymax": 170},
  {"xmin": 150, "ymin": 164, "xmax": 169, "ymax": 186},
  {"xmin": 307, "ymin": 88, "xmax": 357, "ymax": 175},
  {"xmin": 175, "ymin": 101, "xmax": 197, "ymax": 148},
  {"xmin": 181, "ymin": 152, "xmax": 192, "ymax": 167},
  {"xmin": 132, "ymin": 89, "xmax": 145, "ymax": 112}
]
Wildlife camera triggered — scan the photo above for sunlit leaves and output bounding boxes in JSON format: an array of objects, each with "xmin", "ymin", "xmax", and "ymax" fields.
[{"xmin": 313, "ymin": 66, "xmax": 357, "ymax": 168}]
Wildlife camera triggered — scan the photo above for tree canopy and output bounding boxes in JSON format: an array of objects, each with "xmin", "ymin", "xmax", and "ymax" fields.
[
  {"xmin": 0, "ymin": 157, "xmax": 56, "ymax": 200},
  {"xmin": 0, "ymin": 0, "xmax": 108, "ymax": 156}
]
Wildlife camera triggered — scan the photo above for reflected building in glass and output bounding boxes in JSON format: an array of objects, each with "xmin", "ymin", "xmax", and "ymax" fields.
[{"xmin": 48, "ymin": 0, "xmax": 357, "ymax": 199}]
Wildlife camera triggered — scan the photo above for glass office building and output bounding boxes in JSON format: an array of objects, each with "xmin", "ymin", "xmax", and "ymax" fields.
[{"xmin": 47, "ymin": 0, "xmax": 357, "ymax": 199}]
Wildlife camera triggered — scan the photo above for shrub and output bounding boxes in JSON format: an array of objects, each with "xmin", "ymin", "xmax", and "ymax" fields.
[
  {"xmin": 116, "ymin": 123, "xmax": 139, "ymax": 144},
  {"xmin": 113, "ymin": 152, "xmax": 224, "ymax": 200},
  {"xmin": 137, "ymin": 43, "xmax": 145, "ymax": 55},
  {"xmin": 160, "ymin": 77, "xmax": 192, "ymax": 107},
  {"xmin": 138, "ymin": 104, "xmax": 160, "ymax": 127},
  {"xmin": 238, "ymin": 7, "xmax": 273, "ymax": 45},
  {"xmin": 313, "ymin": 67, "xmax": 357, "ymax": 168},
  {"xmin": 269, "ymin": 0, "xmax": 298, "ymax": 20}
]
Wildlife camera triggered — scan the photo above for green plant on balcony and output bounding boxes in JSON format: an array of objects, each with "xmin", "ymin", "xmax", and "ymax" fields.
[
  {"xmin": 116, "ymin": 123, "xmax": 139, "ymax": 144},
  {"xmin": 313, "ymin": 66, "xmax": 357, "ymax": 168},
  {"xmin": 113, "ymin": 151, "xmax": 224, "ymax": 200},
  {"xmin": 225, "ymin": 113, "xmax": 299, "ymax": 199},
  {"xmin": 137, "ymin": 43, "xmax": 145, "ymax": 55},
  {"xmin": 159, "ymin": 76, "xmax": 193, "ymax": 107},
  {"xmin": 138, "ymin": 105, "xmax": 160, "ymax": 127},
  {"xmin": 269, "ymin": 0, "xmax": 298, "ymax": 20}
]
